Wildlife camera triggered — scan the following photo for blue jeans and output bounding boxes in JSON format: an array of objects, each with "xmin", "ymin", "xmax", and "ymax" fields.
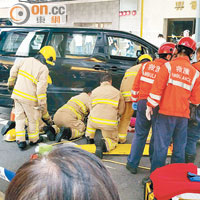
[
  {"xmin": 151, "ymin": 114, "xmax": 188, "ymax": 173},
  {"xmin": 127, "ymin": 99, "xmax": 158, "ymax": 168},
  {"xmin": 185, "ymin": 122, "xmax": 200, "ymax": 155}
]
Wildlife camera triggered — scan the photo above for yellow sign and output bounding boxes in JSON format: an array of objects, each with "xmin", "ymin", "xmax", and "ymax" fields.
[
  {"xmin": 190, "ymin": 0, "xmax": 197, "ymax": 10},
  {"xmin": 175, "ymin": 1, "xmax": 184, "ymax": 10}
]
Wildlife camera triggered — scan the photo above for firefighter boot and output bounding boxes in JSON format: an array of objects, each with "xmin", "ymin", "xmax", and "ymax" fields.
[
  {"xmin": 55, "ymin": 127, "xmax": 71, "ymax": 142},
  {"xmin": 185, "ymin": 153, "xmax": 196, "ymax": 163},
  {"xmin": 126, "ymin": 163, "xmax": 137, "ymax": 174},
  {"xmin": 86, "ymin": 136, "xmax": 95, "ymax": 144},
  {"xmin": 95, "ymin": 139, "xmax": 107, "ymax": 159},
  {"xmin": 29, "ymin": 136, "xmax": 44, "ymax": 146},
  {"xmin": 16, "ymin": 141, "xmax": 27, "ymax": 151},
  {"xmin": 43, "ymin": 126, "xmax": 56, "ymax": 141}
]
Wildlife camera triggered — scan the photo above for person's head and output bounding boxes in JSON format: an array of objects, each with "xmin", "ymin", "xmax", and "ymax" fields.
[
  {"xmin": 158, "ymin": 34, "xmax": 164, "ymax": 38},
  {"xmin": 196, "ymin": 47, "xmax": 200, "ymax": 61},
  {"xmin": 158, "ymin": 42, "xmax": 176, "ymax": 61},
  {"xmin": 83, "ymin": 87, "xmax": 93, "ymax": 96},
  {"xmin": 175, "ymin": 37, "xmax": 196, "ymax": 60},
  {"xmin": 5, "ymin": 146, "xmax": 120, "ymax": 200},
  {"xmin": 136, "ymin": 54, "xmax": 153, "ymax": 64},
  {"xmin": 38, "ymin": 46, "xmax": 56, "ymax": 66},
  {"xmin": 100, "ymin": 73, "xmax": 112, "ymax": 84}
]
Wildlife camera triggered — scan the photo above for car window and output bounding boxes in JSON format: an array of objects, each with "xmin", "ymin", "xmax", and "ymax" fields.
[
  {"xmin": 107, "ymin": 36, "xmax": 149, "ymax": 59},
  {"xmin": 0, "ymin": 31, "xmax": 46, "ymax": 56},
  {"xmin": 49, "ymin": 32, "xmax": 97, "ymax": 58}
]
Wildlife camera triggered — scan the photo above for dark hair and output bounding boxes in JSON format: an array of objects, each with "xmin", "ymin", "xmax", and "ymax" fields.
[
  {"xmin": 100, "ymin": 73, "xmax": 112, "ymax": 83},
  {"xmin": 83, "ymin": 87, "xmax": 93, "ymax": 94},
  {"xmin": 177, "ymin": 45, "xmax": 194, "ymax": 58},
  {"xmin": 5, "ymin": 146, "xmax": 120, "ymax": 200},
  {"xmin": 158, "ymin": 34, "xmax": 164, "ymax": 38}
]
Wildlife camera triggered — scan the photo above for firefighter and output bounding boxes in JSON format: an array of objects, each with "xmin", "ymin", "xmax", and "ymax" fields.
[
  {"xmin": 185, "ymin": 46, "xmax": 200, "ymax": 163},
  {"xmin": 118, "ymin": 54, "xmax": 153, "ymax": 144},
  {"xmin": 126, "ymin": 43, "xmax": 176, "ymax": 174},
  {"xmin": 146, "ymin": 37, "xmax": 200, "ymax": 173},
  {"xmin": 85, "ymin": 73, "xmax": 125, "ymax": 158},
  {"xmin": 53, "ymin": 88, "xmax": 92, "ymax": 142},
  {"xmin": 7, "ymin": 46, "xmax": 56, "ymax": 150}
]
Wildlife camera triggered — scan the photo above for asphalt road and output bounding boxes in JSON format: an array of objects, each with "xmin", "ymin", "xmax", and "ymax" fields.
[{"xmin": 0, "ymin": 121, "xmax": 200, "ymax": 200}]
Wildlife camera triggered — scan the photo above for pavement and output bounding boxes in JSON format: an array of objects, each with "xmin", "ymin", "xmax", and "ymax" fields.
[{"xmin": 0, "ymin": 118, "xmax": 200, "ymax": 200}]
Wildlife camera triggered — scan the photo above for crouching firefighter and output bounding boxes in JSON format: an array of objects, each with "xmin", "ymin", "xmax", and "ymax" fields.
[
  {"xmin": 53, "ymin": 88, "xmax": 92, "ymax": 142},
  {"xmin": 7, "ymin": 46, "xmax": 56, "ymax": 150},
  {"xmin": 85, "ymin": 73, "xmax": 125, "ymax": 158}
]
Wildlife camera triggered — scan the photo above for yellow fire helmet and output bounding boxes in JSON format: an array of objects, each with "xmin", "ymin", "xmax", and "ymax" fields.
[
  {"xmin": 39, "ymin": 46, "xmax": 56, "ymax": 66},
  {"xmin": 138, "ymin": 54, "xmax": 153, "ymax": 63},
  {"xmin": 3, "ymin": 128, "xmax": 16, "ymax": 142}
]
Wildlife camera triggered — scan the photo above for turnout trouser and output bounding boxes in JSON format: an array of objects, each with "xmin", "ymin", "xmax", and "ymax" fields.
[
  {"xmin": 118, "ymin": 102, "xmax": 134, "ymax": 143},
  {"xmin": 151, "ymin": 114, "xmax": 188, "ymax": 173},
  {"xmin": 127, "ymin": 99, "xmax": 158, "ymax": 168},
  {"xmin": 54, "ymin": 111, "xmax": 85, "ymax": 139},
  {"xmin": 85, "ymin": 119, "xmax": 119, "ymax": 152},
  {"xmin": 15, "ymin": 100, "xmax": 41, "ymax": 143}
]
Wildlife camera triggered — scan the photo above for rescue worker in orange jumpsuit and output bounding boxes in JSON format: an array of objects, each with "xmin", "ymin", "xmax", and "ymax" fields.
[
  {"xmin": 85, "ymin": 73, "xmax": 125, "ymax": 158},
  {"xmin": 118, "ymin": 54, "xmax": 153, "ymax": 143},
  {"xmin": 126, "ymin": 43, "xmax": 176, "ymax": 174},
  {"xmin": 146, "ymin": 37, "xmax": 200, "ymax": 173},
  {"xmin": 185, "ymin": 46, "xmax": 200, "ymax": 163},
  {"xmin": 53, "ymin": 88, "xmax": 92, "ymax": 142},
  {"xmin": 7, "ymin": 46, "xmax": 56, "ymax": 150}
]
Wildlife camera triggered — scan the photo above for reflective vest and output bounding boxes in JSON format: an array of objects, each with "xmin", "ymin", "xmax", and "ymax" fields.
[
  {"xmin": 120, "ymin": 63, "xmax": 142, "ymax": 102},
  {"xmin": 147, "ymin": 56, "xmax": 200, "ymax": 118},
  {"xmin": 89, "ymin": 81, "xmax": 125, "ymax": 129},
  {"xmin": 8, "ymin": 57, "xmax": 49, "ymax": 106},
  {"xmin": 131, "ymin": 58, "xmax": 167, "ymax": 102}
]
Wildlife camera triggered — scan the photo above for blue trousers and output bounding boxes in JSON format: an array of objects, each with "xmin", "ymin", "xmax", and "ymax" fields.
[
  {"xmin": 185, "ymin": 122, "xmax": 200, "ymax": 156},
  {"xmin": 127, "ymin": 99, "xmax": 158, "ymax": 168},
  {"xmin": 151, "ymin": 114, "xmax": 188, "ymax": 172}
]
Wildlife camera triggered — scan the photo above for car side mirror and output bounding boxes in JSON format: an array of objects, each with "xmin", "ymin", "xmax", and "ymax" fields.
[{"xmin": 136, "ymin": 50, "xmax": 142, "ymax": 57}]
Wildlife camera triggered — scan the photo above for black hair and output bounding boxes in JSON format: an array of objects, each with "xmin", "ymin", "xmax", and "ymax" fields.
[
  {"xmin": 100, "ymin": 73, "xmax": 112, "ymax": 83},
  {"xmin": 83, "ymin": 87, "xmax": 93, "ymax": 94},
  {"xmin": 177, "ymin": 45, "xmax": 194, "ymax": 59}
]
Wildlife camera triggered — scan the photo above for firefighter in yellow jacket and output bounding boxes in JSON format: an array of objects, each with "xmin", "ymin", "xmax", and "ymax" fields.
[
  {"xmin": 7, "ymin": 46, "xmax": 56, "ymax": 150},
  {"xmin": 85, "ymin": 73, "xmax": 125, "ymax": 158},
  {"xmin": 118, "ymin": 54, "xmax": 153, "ymax": 143},
  {"xmin": 53, "ymin": 88, "xmax": 92, "ymax": 142}
]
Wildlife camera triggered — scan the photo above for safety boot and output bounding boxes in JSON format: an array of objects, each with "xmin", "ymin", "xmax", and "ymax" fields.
[
  {"xmin": 55, "ymin": 127, "xmax": 71, "ymax": 142},
  {"xmin": 43, "ymin": 126, "xmax": 56, "ymax": 141},
  {"xmin": 185, "ymin": 153, "xmax": 196, "ymax": 163},
  {"xmin": 29, "ymin": 136, "xmax": 44, "ymax": 146},
  {"xmin": 16, "ymin": 141, "xmax": 27, "ymax": 151},
  {"xmin": 126, "ymin": 163, "xmax": 137, "ymax": 174},
  {"xmin": 86, "ymin": 136, "xmax": 95, "ymax": 144},
  {"xmin": 95, "ymin": 139, "xmax": 107, "ymax": 159},
  {"xmin": 142, "ymin": 176, "xmax": 151, "ymax": 186}
]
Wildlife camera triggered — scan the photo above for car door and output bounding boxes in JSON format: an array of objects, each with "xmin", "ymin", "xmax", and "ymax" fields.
[
  {"xmin": 47, "ymin": 29, "xmax": 108, "ymax": 113},
  {"xmin": 102, "ymin": 31, "xmax": 158, "ymax": 89}
]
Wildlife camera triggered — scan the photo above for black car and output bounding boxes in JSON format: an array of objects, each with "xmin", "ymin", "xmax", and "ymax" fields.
[{"xmin": 0, "ymin": 26, "xmax": 158, "ymax": 118}]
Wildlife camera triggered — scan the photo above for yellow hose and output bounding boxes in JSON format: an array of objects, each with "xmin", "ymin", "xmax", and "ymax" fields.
[{"xmin": 102, "ymin": 159, "xmax": 150, "ymax": 170}]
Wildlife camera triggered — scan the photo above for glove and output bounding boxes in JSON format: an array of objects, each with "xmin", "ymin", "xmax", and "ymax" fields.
[
  {"xmin": 7, "ymin": 85, "xmax": 14, "ymax": 92},
  {"xmin": 146, "ymin": 106, "xmax": 153, "ymax": 120},
  {"xmin": 132, "ymin": 103, "xmax": 137, "ymax": 110}
]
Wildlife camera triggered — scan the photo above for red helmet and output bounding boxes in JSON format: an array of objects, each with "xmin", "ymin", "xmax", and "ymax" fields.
[
  {"xmin": 178, "ymin": 37, "xmax": 196, "ymax": 52},
  {"xmin": 158, "ymin": 42, "xmax": 176, "ymax": 54}
]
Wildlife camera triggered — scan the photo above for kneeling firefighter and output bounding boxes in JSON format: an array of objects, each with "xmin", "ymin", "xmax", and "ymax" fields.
[
  {"xmin": 53, "ymin": 88, "xmax": 92, "ymax": 142},
  {"xmin": 7, "ymin": 46, "xmax": 56, "ymax": 150}
]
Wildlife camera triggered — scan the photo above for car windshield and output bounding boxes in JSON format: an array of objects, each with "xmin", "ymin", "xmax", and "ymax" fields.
[{"xmin": 0, "ymin": 31, "xmax": 46, "ymax": 56}]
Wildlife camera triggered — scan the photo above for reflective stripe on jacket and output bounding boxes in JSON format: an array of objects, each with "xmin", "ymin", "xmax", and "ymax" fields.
[
  {"xmin": 55, "ymin": 92, "xmax": 90, "ymax": 121},
  {"xmin": 120, "ymin": 64, "xmax": 142, "ymax": 102},
  {"xmin": 8, "ymin": 57, "xmax": 49, "ymax": 106},
  {"xmin": 131, "ymin": 58, "xmax": 167, "ymax": 102},
  {"xmin": 89, "ymin": 81, "xmax": 125, "ymax": 130},
  {"xmin": 147, "ymin": 56, "xmax": 200, "ymax": 118}
]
